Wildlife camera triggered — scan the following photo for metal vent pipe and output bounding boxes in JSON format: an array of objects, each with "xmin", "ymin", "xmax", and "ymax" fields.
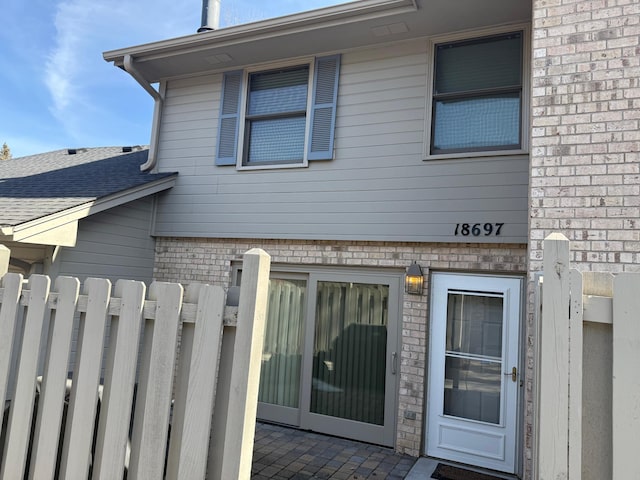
[{"xmin": 198, "ymin": 0, "xmax": 221, "ymax": 32}]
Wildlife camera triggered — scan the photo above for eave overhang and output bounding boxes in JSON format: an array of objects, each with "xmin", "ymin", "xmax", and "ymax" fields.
[
  {"xmin": 104, "ymin": 0, "xmax": 415, "ymax": 74},
  {"xmin": 104, "ymin": 0, "xmax": 531, "ymax": 83}
]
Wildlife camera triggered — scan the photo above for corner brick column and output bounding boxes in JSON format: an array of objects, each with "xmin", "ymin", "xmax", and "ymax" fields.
[{"xmin": 528, "ymin": 1, "xmax": 639, "ymax": 478}]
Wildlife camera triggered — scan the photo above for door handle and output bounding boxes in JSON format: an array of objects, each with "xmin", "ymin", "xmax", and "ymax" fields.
[
  {"xmin": 391, "ymin": 352, "xmax": 397, "ymax": 375},
  {"xmin": 504, "ymin": 366, "xmax": 517, "ymax": 382}
]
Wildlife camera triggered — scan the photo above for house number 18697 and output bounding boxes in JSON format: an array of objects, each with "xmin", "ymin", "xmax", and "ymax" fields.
[{"xmin": 454, "ymin": 223, "xmax": 504, "ymax": 236}]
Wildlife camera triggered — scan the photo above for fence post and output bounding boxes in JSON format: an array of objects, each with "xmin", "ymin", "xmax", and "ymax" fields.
[
  {"xmin": 0, "ymin": 244, "xmax": 9, "ymax": 277},
  {"xmin": 568, "ymin": 269, "xmax": 583, "ymax": 479},
  {"xmin": 216, "ymin": 248, "xmax": 271, "ymax": 480},
  {"xmin": 538, "ymin": 233, "xmax": 571, "ymax": 479}
]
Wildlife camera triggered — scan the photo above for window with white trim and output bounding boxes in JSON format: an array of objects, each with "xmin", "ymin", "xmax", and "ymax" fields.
[
  {"xmin": 216, "ymin": 55, "xmax": 341, "ymax": 168},
  {"xmin": 429, "ymin": 31, "xmax": 524, "ymax": 156}
]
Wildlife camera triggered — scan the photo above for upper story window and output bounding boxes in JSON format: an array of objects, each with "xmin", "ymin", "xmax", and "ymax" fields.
[
  {"xmin": 216, "ymin": 55, "xmax": 341, "ymax": 169},
  {"xmin": 428, "ymin": 31, "xmax": 525, "ymax": 157},
  {"xmin": 246, "ymin": 66, "xmax": 309, "ymax": 165}
]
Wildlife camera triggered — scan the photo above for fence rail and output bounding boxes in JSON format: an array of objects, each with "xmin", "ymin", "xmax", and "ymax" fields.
[
  {"xmin": 536, "ymin": 234, "xmax": 640, "ymax": 479},
  {"xmin": 0, "ymin": 246, "xmax": 270, "ymax": 480}
]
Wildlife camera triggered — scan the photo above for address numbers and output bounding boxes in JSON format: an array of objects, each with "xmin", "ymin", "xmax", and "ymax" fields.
[{"xmin": 454, "ymin": 223, "xmax": 504, "ymax": 236}]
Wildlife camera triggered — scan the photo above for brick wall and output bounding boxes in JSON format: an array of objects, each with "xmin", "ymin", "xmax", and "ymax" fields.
[
  {"xmin": 530, "ymin": 1, "xmax": 639, "ymax": 478},
  {"xmin": 530, "ymin": 0, "xmax": 640, "ymax": 273},
  {"xmin": 153, "ymin": 237, "xmax": 526, "ymax": 457}
]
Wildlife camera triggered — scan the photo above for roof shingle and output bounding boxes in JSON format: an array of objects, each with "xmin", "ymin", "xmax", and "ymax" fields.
[{"xmin": 0, "ymin": 146, "xmax": 176, "ymax": 227}]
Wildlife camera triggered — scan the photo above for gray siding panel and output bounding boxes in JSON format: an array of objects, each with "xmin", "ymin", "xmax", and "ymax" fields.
[
  {"xmin": 55, "ymin": 198, "xmax": 156, "ymax": 377},
  {"xmin": 153, "ymin": 40, "xmax": 529, "ymax": 243},
  {"xmin": 56, "ymin": 198, "xmax": 156, "ymax": 284}
]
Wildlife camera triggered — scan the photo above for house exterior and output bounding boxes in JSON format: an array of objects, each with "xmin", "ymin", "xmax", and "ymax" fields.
[
  {"xmin": 0, "ymin": 146, "xmax": 177, "ymax": 391},
  {"xmin": 0, "ymin": 146, "xmax": 176, "ymax": 283},
  {"xmin": 102, "ymin": 0, "xmax": 639, "ymax": 478},
  {"xmin": 529, "ymin": 3, "xmax": 639, "ymax": 479}
]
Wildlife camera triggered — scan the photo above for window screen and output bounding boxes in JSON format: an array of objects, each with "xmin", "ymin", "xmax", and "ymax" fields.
[
  {"xmin": 245, "ymin": 66, "xmax": 310, "ymax": 165},
  {"xmin": 431, "ymin": 32, "xmax": 523, "ymax": 154}
]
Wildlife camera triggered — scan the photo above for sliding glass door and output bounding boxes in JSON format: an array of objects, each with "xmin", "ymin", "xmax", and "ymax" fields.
[
  {"xmin": 256, "ymin": 270, "xmax": 400, "ymax": 447},
  {"xmin": 310, "ymin": 281, "xmax": 388, "ymax": 425},
  {"xmin": 257, "ymin": 276, "xmax": 307, "ymax": 425}
]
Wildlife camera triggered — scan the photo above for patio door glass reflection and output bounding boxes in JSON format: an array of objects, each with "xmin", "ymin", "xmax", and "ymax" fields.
[
  {"xmin": 310, "ymin": 281, "xmax": 388, "ymax": 425},
  {"xmin": 258, "ymin": 278, "xmax": 306, "ymax": 409}
]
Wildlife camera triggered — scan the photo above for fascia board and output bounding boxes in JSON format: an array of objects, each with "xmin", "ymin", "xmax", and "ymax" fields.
[
  {"xmin": 14, "ymin": 222, "xmax": 79, "ymax": 247},
  {"xmin": 9, "ymin": 175, "xmax": 177, "ymax": 246},
  {"xmin": 103, "ymin": 0, "xmax": 415, "ymax": 66}
]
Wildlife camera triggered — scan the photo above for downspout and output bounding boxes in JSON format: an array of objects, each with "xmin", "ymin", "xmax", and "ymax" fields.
[{"xmin": 123, "ymin": 54, "xmax": 163, "ymax": 172}]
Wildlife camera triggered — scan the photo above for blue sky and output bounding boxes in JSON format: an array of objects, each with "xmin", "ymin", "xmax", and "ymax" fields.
[{"xmin": 0, "ymin": 0, "xmax": 350, "ymax": 158}]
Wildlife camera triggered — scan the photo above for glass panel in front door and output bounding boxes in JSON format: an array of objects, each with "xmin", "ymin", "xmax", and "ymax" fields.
[
  {"xmin": 311, "ymin": 281, "xmax": 388, "ymax": 425},
  {"xmin": 444, "ymin": 292, "xmax": 503, "ymax": 424},
  {"xmin": 259, "ymin": 278, "xmax": 306, "ymax": 408}
]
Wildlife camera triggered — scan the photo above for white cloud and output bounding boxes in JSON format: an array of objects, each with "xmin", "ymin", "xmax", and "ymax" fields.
[
  {"xmin": 41, "ymin": 0, "xmax": 350, "ymax": 150},
  {"xmin": 44, "ymin": 0, "xmax": 198, "ymax": 139},
  {"xmin": 45, "ymin": 2, "xmax": 82, "ymax": 113}
]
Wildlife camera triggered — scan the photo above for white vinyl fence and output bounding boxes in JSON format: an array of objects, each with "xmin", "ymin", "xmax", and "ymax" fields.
[
  {"xmin": 536, "ymin": 233, "xmax": 640, "ymax": 480},
  {"xmin": 0, "ymin": 245, "xmax": 270, "ymax": 480}
]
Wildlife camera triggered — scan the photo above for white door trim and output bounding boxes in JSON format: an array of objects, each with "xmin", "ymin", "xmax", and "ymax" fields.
[{"xmin": 426, "ymin": 273, "xmax": 522, "ymax": 473}]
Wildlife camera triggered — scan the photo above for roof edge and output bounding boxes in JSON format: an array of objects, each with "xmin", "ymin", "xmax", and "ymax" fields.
[
  {"xmin": 6, "ymin": 174, "xmax": 177, "ymax": 247},
  {"xmin": 103, "ymin": 0, "xmax": 415, "ymax": 66}
]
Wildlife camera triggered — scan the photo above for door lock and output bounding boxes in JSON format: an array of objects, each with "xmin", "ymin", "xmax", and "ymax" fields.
[{"xmin": 504, "ymin": 366, "xmax": 517, "ymax": 382}]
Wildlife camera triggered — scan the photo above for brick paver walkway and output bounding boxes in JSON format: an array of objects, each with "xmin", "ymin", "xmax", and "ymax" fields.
[{"xmin": 252, "ymin": 422, "xmax": 417, "ymax": 479}]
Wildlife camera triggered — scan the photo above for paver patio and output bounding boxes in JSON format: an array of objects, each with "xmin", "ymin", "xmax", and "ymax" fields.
[{"xmin": 252, "ymin": 422, "xmax": 417, "ymax": 479}]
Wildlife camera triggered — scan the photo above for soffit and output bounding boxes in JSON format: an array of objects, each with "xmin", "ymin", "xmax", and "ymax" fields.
[{"xmin": 103, "ymin": 0, "xmax": 532, "ymax": 83}]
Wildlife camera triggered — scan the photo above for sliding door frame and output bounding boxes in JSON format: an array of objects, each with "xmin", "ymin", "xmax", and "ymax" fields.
[{"xmin": 242, "ymin": 264, "xmax": 403, "ymax": 447}]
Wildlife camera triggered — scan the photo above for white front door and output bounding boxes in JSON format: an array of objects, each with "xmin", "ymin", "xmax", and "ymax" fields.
[{"xmin": 427, "ymin": 273, "xmax": 522, "ymax": 473}]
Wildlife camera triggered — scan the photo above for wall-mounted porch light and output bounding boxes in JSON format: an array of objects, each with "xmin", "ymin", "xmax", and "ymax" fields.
[{"xmin": 405, "ymin": 262, "xmax": 424, "ymax": 295}]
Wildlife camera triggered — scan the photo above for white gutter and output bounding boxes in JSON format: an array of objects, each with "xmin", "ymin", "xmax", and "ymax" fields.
[
  {"xmin": 104, "ymin": 0, "xmax": 416, "ymax": 65},
  {"xmin": 123, "ymin": 54, "xmax": 163, "ymax": 172}
]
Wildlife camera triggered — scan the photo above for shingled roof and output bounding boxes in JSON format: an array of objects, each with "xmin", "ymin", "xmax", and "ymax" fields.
[{"xmin": 0, "ymin": 146, "xmax": 177, "ymax": 244}]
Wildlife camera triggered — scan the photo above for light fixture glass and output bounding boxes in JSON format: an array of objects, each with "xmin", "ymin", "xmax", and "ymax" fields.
[{"xmin": 405, "ymin": 262, "xmax": 424, "ymax": 295}]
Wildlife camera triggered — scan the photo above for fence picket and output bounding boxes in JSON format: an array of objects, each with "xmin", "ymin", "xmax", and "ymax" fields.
[
  {"xmin": 612, "ymin": 274, "xmax": 640, "ymax": 479},
  {"xmin": 167, "ymin": 284, "xmax": 225, "ymax": 480},
  {"xmin": 128, "ymin": 282, "xmax": 183, "ymax": 480},
  {"xmin": 1, "ymin": 275, "xmax": 50, "ymax": 480},
  {"xmin": 28, "ymin": 276, "xmax": 80, "ymax": 480},
  {"xmin": 59, "ymin": 278, "xmax": 111, "ymax": 480},
  {"xmin": 92, "ymin": 280, "xmax": 146, "ymax": 480},
  {"xmin": 0, "ymin": 246, "xmax": 271, "ymax": 480},
  {"xmin": 0, "ymin": 273, "xmax": 23, "ymax": 422}
]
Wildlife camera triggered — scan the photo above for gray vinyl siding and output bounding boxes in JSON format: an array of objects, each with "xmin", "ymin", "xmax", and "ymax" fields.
[
  {"xmin": 53, "ymin": 198, "xmax": 156, "ymax": 376},
  {"xmin": 153, "ymin": 40, "xmax": 529, "ymax": 243},
  {"xmin": 56, "ymin": 198, "xmax": 156, "ymax": 283}
]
